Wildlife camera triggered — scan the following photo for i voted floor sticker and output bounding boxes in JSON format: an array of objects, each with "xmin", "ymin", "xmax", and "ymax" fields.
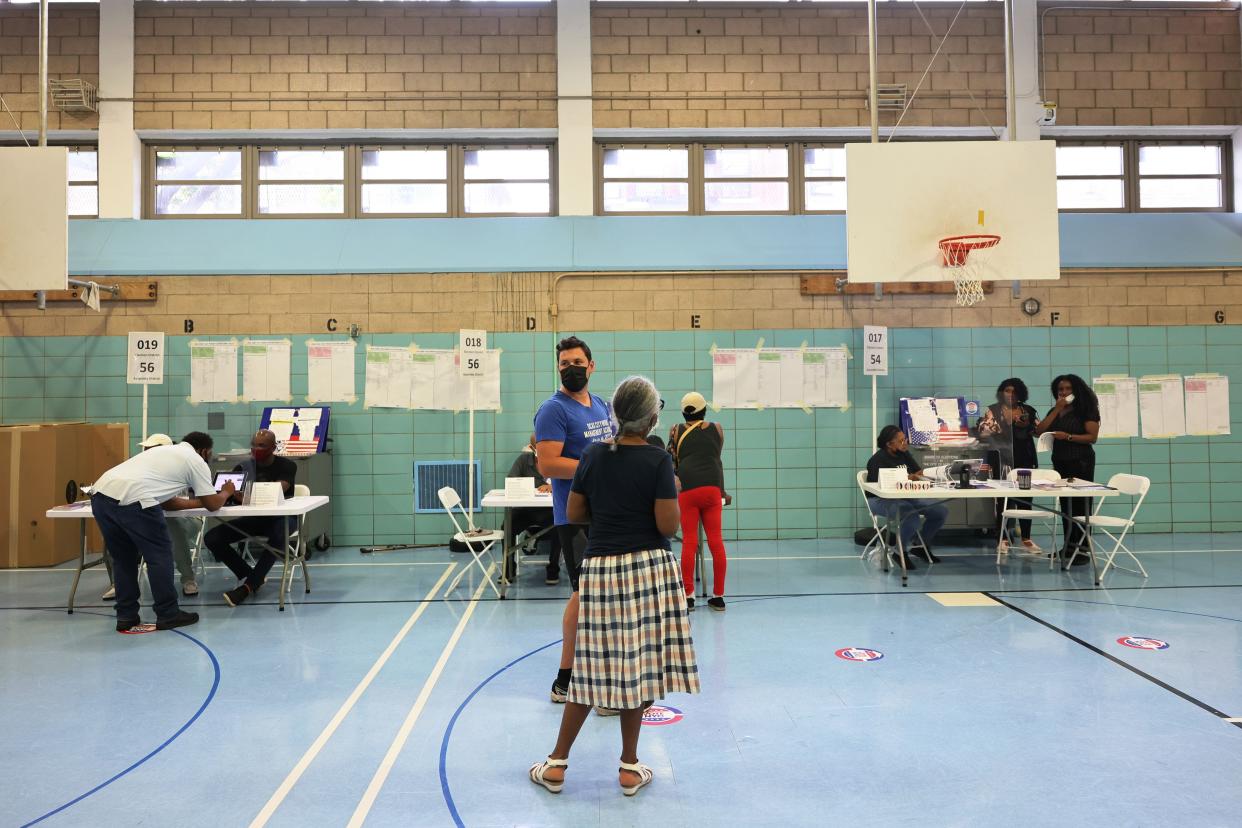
[
  {"xmin": 642, "ymin": 705, "xmax": 684, "ymax": 726},
  {"xmin": 1118, "ymin": 636, "xmax": 1169, "ymax": 650},
  {"xmin": 119, "ymin": 624, "xmax": 158, "ymax": 635},
  {"xmin": 835, "ymin": 647, "xmax": 884, "ymax": 662}
]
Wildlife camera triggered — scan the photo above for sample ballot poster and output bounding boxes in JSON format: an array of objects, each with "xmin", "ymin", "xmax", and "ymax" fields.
[
  {"xmin": 241, "ymin": 339, "xmax": 291, "ymax": 403},
  {"xmin": 712, "ymin": 347, "xmax": 848, "ymax": 409},
  {"xmin": 364, "ymin": 347, "xmax": 500, "ymax": 411},
  {"xmin": 1093, "ymin": 377, "xmax": 1139, "ymax": 439},
  {"xmin": 1139, "ymin": 375, "xmax": 1187, "ymax": 439},
  {"xmin": 306, "ymin": 340, "xmax": 356, "ymax": 404},
  {"xmin": 1184, "ymin": 374, "xmax": 1231, "ymax": 436},
  {"xmin": 189, "ymin": 340, "xmax": 238, "ymax": 403}
]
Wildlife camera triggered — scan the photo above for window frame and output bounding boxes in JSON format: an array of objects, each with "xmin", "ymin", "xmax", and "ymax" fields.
[
  {"xmin": 459, "ymin": 143, "xmax": 557, "ymax": 218},
  {"xmin": 356, "ymin": 144, "xmax": 454, "ymax": 218},
  {"xmin": 1054, "ymin": 140, "xmax": 1129, "ymax": 213},
  {"xmin": 1056, "ymin": 138, "xmax": 1232, "ymax": 214},
  {"xmin": 597, "ymin": 142, "xmax": 695, "ymax": 216},
  {"xmin": 701, "ymin": 143, "xmax": 795, "ymax": 216},
  {"xmin": 65, "ymin": 145, "xmax": 99, "ymax": 219},
  {"xmin": 254, "ymin": 144, "xmax": 352, "ymax": 220},
  {"xmin": 146, "ymin": 144, "xmax": 247, "ymax": 220},
  {"xmin": 800, "ymin": 142, "xmax": 848, "ymax": 216}
]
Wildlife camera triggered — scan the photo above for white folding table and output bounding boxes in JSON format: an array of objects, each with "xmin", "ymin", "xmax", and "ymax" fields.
[
  {"xmin": 46, "ymin": 495, "xmax": 330, "ymax": 612},
  {"xmin": 480, "ymin": 488, "xmax": 554, "ymax": 598},
  {"xmin": 861, "ymin": 480, "xmax": 1120, "ymax": 587}
]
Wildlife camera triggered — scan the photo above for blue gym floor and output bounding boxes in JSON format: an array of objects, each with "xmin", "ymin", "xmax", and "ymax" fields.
[{"xmin": 4, "ymin": 534, "xmax": 1242, "ymax": 827}]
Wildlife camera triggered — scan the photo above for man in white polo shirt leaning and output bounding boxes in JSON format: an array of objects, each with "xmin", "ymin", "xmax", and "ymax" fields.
[{"xmin": 91, "ymin": 431, "xmax": 234, "ymax": 632}]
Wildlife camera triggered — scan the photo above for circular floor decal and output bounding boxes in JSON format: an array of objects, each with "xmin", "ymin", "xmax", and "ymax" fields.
[
  {"xmin": 641, "ymin": 705, "xmax": 684, "ymax": 726},
  {"xmin": 835, "ymin": 647, "xmax": 884, "ymax": 662},
  {"xmin": 119, "ymin": 624, "xmax": 158, "ymax": 635},
  {"xmin": 1118, "ymin": 636, "xmax": 1169, "ymax": 650}
]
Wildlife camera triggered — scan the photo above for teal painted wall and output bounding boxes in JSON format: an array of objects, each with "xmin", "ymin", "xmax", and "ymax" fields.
[{"xmin": 3, "ymin": 324, "xmax": 1241, "ymax": 545}]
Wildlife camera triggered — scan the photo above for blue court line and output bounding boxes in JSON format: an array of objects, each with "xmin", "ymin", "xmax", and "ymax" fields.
[
  {"xmin": 1005, "ymin": 593, "xmax": 1242, "ymax": 626},
  {"xmin": 16, "ymin": 611, "xmax": 222, "ymax": 828},
  {"xmin": 438, "ymin": 639, "xmax": 561, "ymax": 828}
]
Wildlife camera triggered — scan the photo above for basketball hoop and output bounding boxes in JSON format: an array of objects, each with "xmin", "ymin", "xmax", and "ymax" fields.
[{"xmin": 939, "ymin": 234, "xmax": 1000, "ymax": 307}]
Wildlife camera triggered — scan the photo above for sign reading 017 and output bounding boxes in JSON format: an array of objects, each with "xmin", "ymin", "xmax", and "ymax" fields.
[
  {"xmin": 459, "ymin": 328, "xmax": 487, "ymax": 379},
  {"xmin": 863, "ymin": 325, "xmax": 888, "ymax": 377},
  {"xmin": 127, "ymin": 331, "xmax": 165, "ymax": 385}
]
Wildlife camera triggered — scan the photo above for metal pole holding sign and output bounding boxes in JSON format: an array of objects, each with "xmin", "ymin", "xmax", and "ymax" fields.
[
  {"xmin": 459, "ymin": 329, "xmax": 487, "ymax": 531},
  {"xmin": 127, "ymin": 332, "xmax": 165, "ymax": 444},
  {"xmin": 863, "ymin": 326, "xmax": 888, "ymax": 448}
]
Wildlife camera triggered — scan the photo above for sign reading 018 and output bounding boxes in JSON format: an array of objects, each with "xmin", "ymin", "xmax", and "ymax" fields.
[
  {"xmin": 127, "ymin": 331, "xmax": 166, "ymax": 385},
  {"xmin": 458, "ymin": 328, "xmax": 487, "ymax": 379}
]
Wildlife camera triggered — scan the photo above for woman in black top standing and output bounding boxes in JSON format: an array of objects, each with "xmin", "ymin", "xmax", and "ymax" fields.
[
  {"xmin": 978, "ymin": 377, "xmax": 1041, "ymax": 554},
  {"xmin": 529, "ymin": 375, "xmax": 699, "ymax": 799},
  {"xmin": 669, "ymin": 391, "xmax": 730, "ymax": 611},
  {"xmin": 1035, "ymin": 374, "xmax": 1100, "ymax": 565}
]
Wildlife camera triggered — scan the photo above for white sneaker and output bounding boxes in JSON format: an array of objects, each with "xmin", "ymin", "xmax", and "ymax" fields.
[
  {"xmin": 101, "ymin": 585, "xmax": 116, "ymax": 600},
  {"xmin": 182, "ymin": 581, "xmax": 199, "ymax": 596},
  {"xmin": 996, "ymin": 539, "xmax": 1010, "ymax": 555},
  {"xmin": 1022, "ymin": 540, "xmax": 1044, "ymax": 555},
  {"xmin": 594, "ymin": 706, "xmax": 620, "ymax": 717}
]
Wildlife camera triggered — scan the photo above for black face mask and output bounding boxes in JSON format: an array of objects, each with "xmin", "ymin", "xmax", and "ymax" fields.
[{"xmin": 560, "ymin": 365, "xmax": 589, "ymax": 393}]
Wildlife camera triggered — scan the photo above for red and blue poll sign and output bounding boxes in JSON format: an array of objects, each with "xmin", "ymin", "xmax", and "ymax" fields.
[
  {"xmin": 1118, "ymin": 636, "xmax": 1169, "ymax": 650},
  {"xmin": 642, "ymin": 705, "xmax": 684, "ymax": 726},
  {"xmin": 835, "ymin": 647, "xmax": 884, "ymax": 662}
]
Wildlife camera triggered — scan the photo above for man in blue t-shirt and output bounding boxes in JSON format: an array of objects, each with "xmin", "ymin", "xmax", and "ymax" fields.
[{"xmin": 534, "ymin": 335, "xmax": 614, "ymax": 706}]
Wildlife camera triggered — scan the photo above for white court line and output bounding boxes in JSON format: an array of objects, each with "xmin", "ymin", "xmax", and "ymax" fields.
[
  {"xmin": 347, "ymin": 564, "xmax": 495, "ymax": 828},
  {"xmin": 1224, "ymin": 717, "xmax": 1242, "ymax": 723},
  {"xmin": 248, "ymin": 562, "xmax": 457, "ymax": 828}
]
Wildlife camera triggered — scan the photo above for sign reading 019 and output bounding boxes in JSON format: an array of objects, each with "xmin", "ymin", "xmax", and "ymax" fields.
[
  {"xmin": 127, "ymin": 331, "xmax": 165, "ymax": 385},
  {"xmin": 458, "ymin": 328, "xmax": 487, "ymax": 379}
]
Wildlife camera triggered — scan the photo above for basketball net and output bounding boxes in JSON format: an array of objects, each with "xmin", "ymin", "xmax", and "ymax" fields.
[{"xmin": 939, "ymin": 234, "xmax": 1000, "ymax": 308}]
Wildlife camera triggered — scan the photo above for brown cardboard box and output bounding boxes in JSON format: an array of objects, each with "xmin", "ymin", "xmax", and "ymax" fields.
[{"xmin": 0, "ymin": 422, "xmax": 130, "ymax": 568}]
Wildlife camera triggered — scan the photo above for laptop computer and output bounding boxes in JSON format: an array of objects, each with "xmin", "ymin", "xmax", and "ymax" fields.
[{"xmin": 213, "ymin": 471, "xmax": 245, "ymax": 492}]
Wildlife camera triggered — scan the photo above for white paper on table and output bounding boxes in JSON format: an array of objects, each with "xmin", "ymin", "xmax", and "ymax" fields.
[
  {"xmin": 1094, "ymin": 377, "xmax": 1139, "ymax": 438},
  {"xmin": 365, "ymin": 346, "xmax": 414, "ymax": 409},
  {"xmin": 307, "ymin": 341, "xmax": 356, "ymax": 403},
  {"xmin": 906, "ymin": 398, "xmax": 939, "ymax": 434},
  {"xmin": 241, "ymin": 339, "xmax": 291, "ymax": 402},
  {"xmin": 1185, "ymin": 375, "xmax": 1231, "ymax": 436},
  {"xmin": 190, "ymin": 340, "xmax": 238, "ymax": 403},
  {"xmin": 1036, "ymin": 431, "xmax": 1055, "ymax": 454},
  {"xmin": 1139, "ymin": 375, "xmax": 1187, "ymax": 438},
  {"xmin": 877, "ymin": 467, "xmax": 906, "ymax": 488},
  {"xmin": 504, "ymin": 476, "xmax": 536, "ymax": 498},
  {"xmin": 245, "ymin": 481, "xmax": 284, "ymax": 508}
]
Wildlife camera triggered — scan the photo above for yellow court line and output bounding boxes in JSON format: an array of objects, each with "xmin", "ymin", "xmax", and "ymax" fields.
[
  {"xmin": 347, "ymin": 563, "xmax": 496, "ymax": 828},
  {"xmin": 927, "ymin": 592, "xmax": 1001, "ymax": 607},
  {"xmin": 248, "ymin": 562, "xmax": 457, "ymax": 828}
]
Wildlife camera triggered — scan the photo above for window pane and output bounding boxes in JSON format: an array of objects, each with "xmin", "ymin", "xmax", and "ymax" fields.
[
  {"xmin": 1139, "ymin": 178, "xmax": 1222, "ymax": 210},
  {"xmin": 258, "ymin": 184, "xmax": 345, "ymax": 214},
  {"xmin": 463, "ymin": 182, "xmax": 550, "ymax": 214},
  {"xmin": 258, "ymin": 149, "xmax": 344, "ymax": 181},
  {"xmin": 602, "ymin": 181, "xmax": 690, "ymax": 212},
  {"xmin": 602, "ymin": 148, "xmax": 688, "ymax": 179},
  {"xmin": 1056, "ymin": 178, "xmax": 1125, "ymax": 210},
  {"xmin": 67, "ymin": 150, "xmax": 97, "ymax": 182},
  {"xmin": 804, "ymin": 180, "xmax": 847, "ymax": 211},
  {"xmin": 361, "ymin": 149, "xmax": 448, "ymax": 181},
  {"xmin": 804, "ymin": 147, "xmax": 846, "ymax": 179},
  {"xmin": 155, "ymin": 184, "xmax": 243, "ymax": 215},
  {"xmin": 1139, "ymin": 144, "xmax": 1221, "ymax": 176},
  {"xmin": 1055, "ymin": 145, "xmax": 1123, "ymax": 177},
  {"xmin": 361, "ymin": 183, "xmax": 449, "ymax": 214},
  {"xmin": 704, "ymin": 181, "xmax": 789, "ymax": 212},
  {"xmin": 463, "ymin": 148, "xmax": 549, "ymax": 181},
  {"xmin": 67, "ymin": 185, "xmax": 97, "ymax": 217},
  {"xmin": 703, "ymin": 147, "xmax": 788, "ymax": 179},
  {"xmin": 155, "ymin": 150, "xmax": 242, "ymax": 181}
]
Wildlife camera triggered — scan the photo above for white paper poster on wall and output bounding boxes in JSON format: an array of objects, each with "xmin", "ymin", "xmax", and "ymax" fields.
[
  {"xmin": 1139, "ymin": 375, "xmax": 1187, "ymax": 439},
  {"xmin": 1093, "ymin": 376, "xmax": 1139, "ymax": 439},
  {"xmin": 306, "ymin": 340, "xmax": 356, "ymax": 404},
  {"xmin": 241, "ymin": 339, "xmax": 291, "ymax": 402},
  {"xmin": 365, "ymin": 346, "xmax": 415, "ymax": 409},
  {"xmin": 1184, "ymin": 374, "xmax": 1231, "ymax": 436},
  {"xmin": 712, "ymin": 347, "xmax": 848, "ymax": 409},
  {"xmin": 189, "ymin": 340, "xmax": 238, "ymax": 403}
]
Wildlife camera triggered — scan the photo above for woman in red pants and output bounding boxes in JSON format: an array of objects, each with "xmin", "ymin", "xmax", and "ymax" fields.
[{"xmin": 668, "ymin": 391, "xmax": 730, "ymax": 611}]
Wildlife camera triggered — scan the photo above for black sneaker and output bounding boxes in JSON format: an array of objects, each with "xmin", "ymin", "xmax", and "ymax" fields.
[
  {"xmin": 686, "ymin": 596, "xmax": 695, "ymax": 611},
  {"xmin": 550, "ymin": 681, "xmax": 569, "ymax": 704},
  {"xmin": 707, "ymin": 597, "xmax": 726, "ymax": 612},
  {"xmin": 890, "ymin": 550, "xmax": 917, "ymax": 571},
  {"xmin": 545, "ymin": 569, "xmax": 560, "ymax": 586},
  {"xmin": 1068, "ymin": 551, "xmax": 1091, "ymax": 567},
  {"xmin": 155, "ymin": 611, "xmax": 199, "ymax": 630},
  {"xmin": 909, "ymin": 546, "xmax": 941, "ymax": 564},
  {"xmin": 223, "ymin": 583, "xmax": 253, "ymax": 607},
  {"xmin": 116, "ymin": 617, "xmax": 141, "ymax": 632}
]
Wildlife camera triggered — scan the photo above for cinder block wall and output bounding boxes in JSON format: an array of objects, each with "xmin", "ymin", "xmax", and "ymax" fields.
[{"xmin": 0, "ymin": 6, "xmax": 100, "ymax": 131}]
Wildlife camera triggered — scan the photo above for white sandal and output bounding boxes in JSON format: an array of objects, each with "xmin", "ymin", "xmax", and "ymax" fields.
[
  {"xmin": 619, "ymin": 761, "xmax": 653, "ymax": 796},
  {"xmin": 1022, "ymin": 540, "xmax": 1043, "ymax": 555},
  {"xmin": 529, "ymin": 756, "xmax": 568, "ymax": 794},
  {"xmin": 996, "ymin": 539, "xmax": 1010, "ymax": 555}
]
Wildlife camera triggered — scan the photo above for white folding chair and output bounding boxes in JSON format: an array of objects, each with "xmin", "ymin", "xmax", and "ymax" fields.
[
  {"xmin": 439, "ymin": 486, "xmax": 503, "ymax": 598},
  {"xmin": 997, "ymin": 468, "xmax": 1061, "ymax": 568},
  {"xmin": 856, "ymin": 471, "xmax": 928, "ymax": 567},
  {"xmin": 1068, "ymin": 473, "xmax": 1150, "ymax": 580}
]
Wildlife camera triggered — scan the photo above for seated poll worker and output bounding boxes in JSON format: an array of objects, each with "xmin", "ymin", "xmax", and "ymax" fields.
[
  {"xmin": 205, "ymin": 429, "xmax": 298, "ymax": 607},
  {"xmin": 507, "ymin": 433, "xmax": 561, "ymax": 578},
  {"xmin": 91, "ymin": 431, "xmax": 233, "ymax": 632},
  {"xmin": 864, "ymin": 425, "xmax": 949, "ymax": 570}
]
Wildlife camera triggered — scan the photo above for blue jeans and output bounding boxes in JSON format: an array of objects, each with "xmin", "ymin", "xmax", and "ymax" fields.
[
  {"xmin": 868, "ymin": 497, "xmax": 949, "ymax": 552},
  {"xmin": 91, "ymin": 493, "xmax": 181, "ymax": 622}
]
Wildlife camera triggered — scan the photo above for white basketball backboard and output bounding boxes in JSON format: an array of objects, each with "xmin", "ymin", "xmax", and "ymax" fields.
[
  {"xmin": 0, "ymin": 147, "xmax": 68, "ymax": 292},
  {"xmin": 845, "ymin": 141, "xmax": 1060, "ymax": 284}
]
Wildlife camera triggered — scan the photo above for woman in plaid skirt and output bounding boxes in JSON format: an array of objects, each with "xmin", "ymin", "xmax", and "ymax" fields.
[{"xmin": 529, "ymin": 375, "xmax": 700, "ymax": 798}]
